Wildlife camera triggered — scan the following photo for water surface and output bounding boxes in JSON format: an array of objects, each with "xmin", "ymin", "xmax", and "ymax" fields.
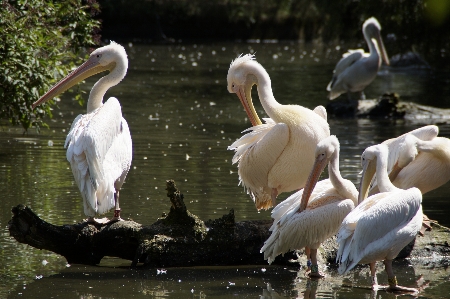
[{"xmin": 1, "ymin": 41, "xmax": 450, "ymax": 298}]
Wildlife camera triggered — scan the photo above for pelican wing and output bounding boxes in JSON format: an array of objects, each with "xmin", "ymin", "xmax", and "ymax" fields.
[
  {"xmin": 370, "ymin": 125, "xmax": 439, "ymax": 192},
  {"xmin": 337, "ymin": 188, "xmax": 422, "ymax": 274},
  {"xmin": 313, "ymin": 105, "xmax": 327, "ymax": 121},
  {"xmin": 262, "ymin": 196, "xmax": 354, "ymax": 264},
  {"xmin": 270, "ymin": 179, "xmax": 333, "ymax": 230},
  {"xmin": 327, "ymin": 50, "xmax": 364, "ymax": 91},
  {"xmin": 229, "ymin": 119, "xmax": 289, "ymax": 209},
  {"xmin": 102, "ymin": 118, "xmax": 133, "ymax": 192},
  {"xmin": 384, "ymin": 125, "xmax": 438, "ymax": 171},
  {"xmin": 228, "ymin": 118, "xmax": 276, "ymax": 164},
  {"xmin": 65, "ymin": 98, "xmax": 124, "ymax": 215}
]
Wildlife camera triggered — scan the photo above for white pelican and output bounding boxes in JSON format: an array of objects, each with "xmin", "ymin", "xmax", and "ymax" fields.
[
  {"xmin": 261, "ymin": 135, "xmax": 357, "ymax": 278},
  {"xmin": 327, "ymin": 17, "xmax": 390, "ymax": 100},
  {"xmin": 369, "ymin": 125, "xmax": 450, "ymax": 196},
  {"xmin": 227, "ymin": 54, "xmax": 330, "ymax": 210},
  {"xmin": 337, "ymin": 143, "xmax": 422, "ymax": 293},
  {"xmin": 32, "ymin": 41, "xmax": 132, "ymax": 224}
]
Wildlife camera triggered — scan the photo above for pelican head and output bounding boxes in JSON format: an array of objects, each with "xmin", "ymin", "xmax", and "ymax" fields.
[
  {"xmin": 358, "ymin": 143, "xmax": 392, "ymax": 204},
  {"xmin": 362, "ymin": 17, "xmax": 390, "ymax": 66},
  {"xmin": 32, "ymin": 41, "xmax": 128, "ymax": 110},
  {"xmin": 227, "ymin": 54, "xmax": 263, "ymax": 126},
  {"xmin": 299, "ymin": 135, "xmax": 340, "ymax": 211},
  {"xmin": 363, "ymin": 17, "xmax": 381, "ymax": 37}
]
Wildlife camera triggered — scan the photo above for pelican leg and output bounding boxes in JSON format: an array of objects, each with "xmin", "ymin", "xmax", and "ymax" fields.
[
  {"xmin": 369, "ymin": 262, "xmax": 381, "ymax": 290},
  {"xmin": 108, "ymin": 190, "xmax": 123, "ymax": 223},
  {"xmin": 305, "ymin": 247, "xmax": 312, "ymax": 271},
  {"xmin": 383, "ymin": 259, "xmax": 418, "ymax": 294},
  {"xmin": 359, "ymin": 91, "xmax": 366, "ymax": 100},
  {"xmin": 306, "ymin": 248, "xmax": 325, "ymax": 278}
]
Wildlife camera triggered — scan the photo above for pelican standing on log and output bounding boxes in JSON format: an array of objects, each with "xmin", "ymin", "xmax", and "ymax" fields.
[
  {"xmin": 32, "ymin": 41, "xmax": 132, "ymax": 224},
  {"xmin": 337, "ymin": 142, "xmax": 422, "ymax": 294},
  {"xmin": 327, "ymin": 17, "xmax": 390, "ymax": 100},
  {"xmin": 261, "ymin": 135, "xmax": 357, "ymax": 277},
  {"xmin": 227, "ymin": 54, "xmax": 330, "ymax": 210}
]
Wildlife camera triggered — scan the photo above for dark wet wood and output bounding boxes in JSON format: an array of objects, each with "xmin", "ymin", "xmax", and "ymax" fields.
[
  {"xmin": 7, "ymin": 180, "xmax": 449, "ymax": 267},
  {"xmin": 8, "ymin": 180, "xmax": 295, "ymax": 266},
  {"xmin": 326, "ymin": 93, "xmax": 450, "ymax": 123}
]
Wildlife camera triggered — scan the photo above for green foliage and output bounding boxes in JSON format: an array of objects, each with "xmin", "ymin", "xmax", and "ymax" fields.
[{"xmin": 0, "ymin": 0, "xmax": 100, "ymax": 131}]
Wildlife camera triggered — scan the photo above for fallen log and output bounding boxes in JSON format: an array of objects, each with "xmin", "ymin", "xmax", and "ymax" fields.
[
  {"xmin": 8, "ymin": 180, "xmax": 295, "ymax": 267},
  {"xmin": 8, "ymin": 180, "xmax": 450, "ymax": 268},
  {"xmin": 326, "ymin": 93, "xmax": 450, "ymax": 124}
]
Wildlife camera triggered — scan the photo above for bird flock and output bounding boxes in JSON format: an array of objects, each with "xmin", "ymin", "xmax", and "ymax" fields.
[{"xmin": 31, "ymin": 17, "xmax": 450, "ymax": 295}]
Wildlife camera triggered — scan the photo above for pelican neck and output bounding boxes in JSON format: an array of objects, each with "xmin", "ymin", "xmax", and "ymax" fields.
[
  {"xmin": 248, "ymin": 61, "xmax": 281, "ymax": 118},
  {"xmin": 87, "ymin": 59, "xmax": 127, "ymax": 113},
  {"xmin": 328, "ymin": 148, "xmax": 347, "ymax": 194},
  {"xmin": 375, "ymin": 147, "xmax": 397, "ymax": 192},
  {"xmin": 363, "ymin": 29, "xmax": 379, "ymax": 57}
]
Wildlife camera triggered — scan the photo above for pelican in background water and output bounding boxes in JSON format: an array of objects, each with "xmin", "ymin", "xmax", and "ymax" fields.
[
  {"xmin": 227, "ymin": 54, "xmax": 330, "ymax": 210},
  {"xmin": 261, "ymin": 136, "xmax": 357, "ymax": 277},
  {"xmin": 337, "ymin": 142, "xmax": 422, "ymax": 294},
  {"xmin": 327, "ymin": 17, "xmax": 390, "ymax": 100},
  {"xmin": 32, "ymin": 41, "xmax": 132, "ymax": 224}
]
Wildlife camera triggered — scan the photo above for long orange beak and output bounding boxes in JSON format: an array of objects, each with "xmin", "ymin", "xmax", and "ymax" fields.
[
  {"xmin": 298, "ymin": 155, "xmax": 328, "ymax": 212},
  {"xmin": 374, "ymin": 33, "xmax": 390, "ymax": 66},
  {"xmin": 236, "ymin": 83, "xmax": 262, "ymax": 126},
  {"xmin": 358, "ymin": 157, "xmax": 377, "ymax": 205},
  {"xmin": 32, "ymin": 57, "xmax": 114, "ymax": 109}
]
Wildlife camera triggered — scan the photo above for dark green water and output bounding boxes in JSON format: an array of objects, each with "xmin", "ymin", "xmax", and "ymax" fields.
[{"xmin": 1, "ymin": 42, "xmax": 449, "ymax": 298}]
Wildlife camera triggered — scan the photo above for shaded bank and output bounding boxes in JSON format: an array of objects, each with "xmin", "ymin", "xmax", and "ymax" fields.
[
  {"xmin": 7, "ymin": 180, "xmax": 450, "ymax": 268},
  {"xmin": 97, "ymin": 0, "xmax": 450, "ymax": 66}
]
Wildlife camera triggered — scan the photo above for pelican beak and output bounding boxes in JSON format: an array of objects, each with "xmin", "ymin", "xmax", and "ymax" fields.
[
  {"xmin": 375, "ymin": 33, "xmax": 390, "ymax": 66},
  {"xmin": 236, "ymin": 83, "xmax": 262, "ymax": 126},
  {"xmin": 358, "ymin": 157, "xmax": 377, "ymax": 205},
  {"xmin": 32, "ymin": 56, "xmax": 115, "ymax": 109},
  {"xmin": 299, "ymin": 154, "xmax": 328, "ymax": 212}
]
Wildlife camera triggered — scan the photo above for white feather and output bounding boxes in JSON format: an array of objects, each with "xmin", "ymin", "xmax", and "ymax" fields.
[{"xmin": 65, "ymin": 98, "xmax": 132, "ymax": 216}]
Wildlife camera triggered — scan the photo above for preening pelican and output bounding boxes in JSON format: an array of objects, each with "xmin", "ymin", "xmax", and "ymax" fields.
[
  {"xmin": 261, "ymin": 135, "xmax": 357, "ymax": 277},
  {"xmin": 32, "ymin": 42, "xmax": 132, "ymax": 224},
  {"xmin": 337, "ymin": 143, "xmax": 422, "ymax": 293},
  {"xmin": 369, "ymin": 125, "xmax": 450, "ymax": 196},
  {"xmin": 227, "ymin": 54, "xmax": 330, "ymax": 210},
  {"xmin": 327, "ymin": 17, "xmax": 390, "ymax": 100}
]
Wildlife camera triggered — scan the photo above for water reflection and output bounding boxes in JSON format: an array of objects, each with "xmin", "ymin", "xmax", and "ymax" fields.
[
  {"xmin": 1, "ymin": 42, "xmax": 450, "ymax": 298},
  {"xmin": 7, "ymin": 260, "xmax": 448, "ymax": 299}
]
